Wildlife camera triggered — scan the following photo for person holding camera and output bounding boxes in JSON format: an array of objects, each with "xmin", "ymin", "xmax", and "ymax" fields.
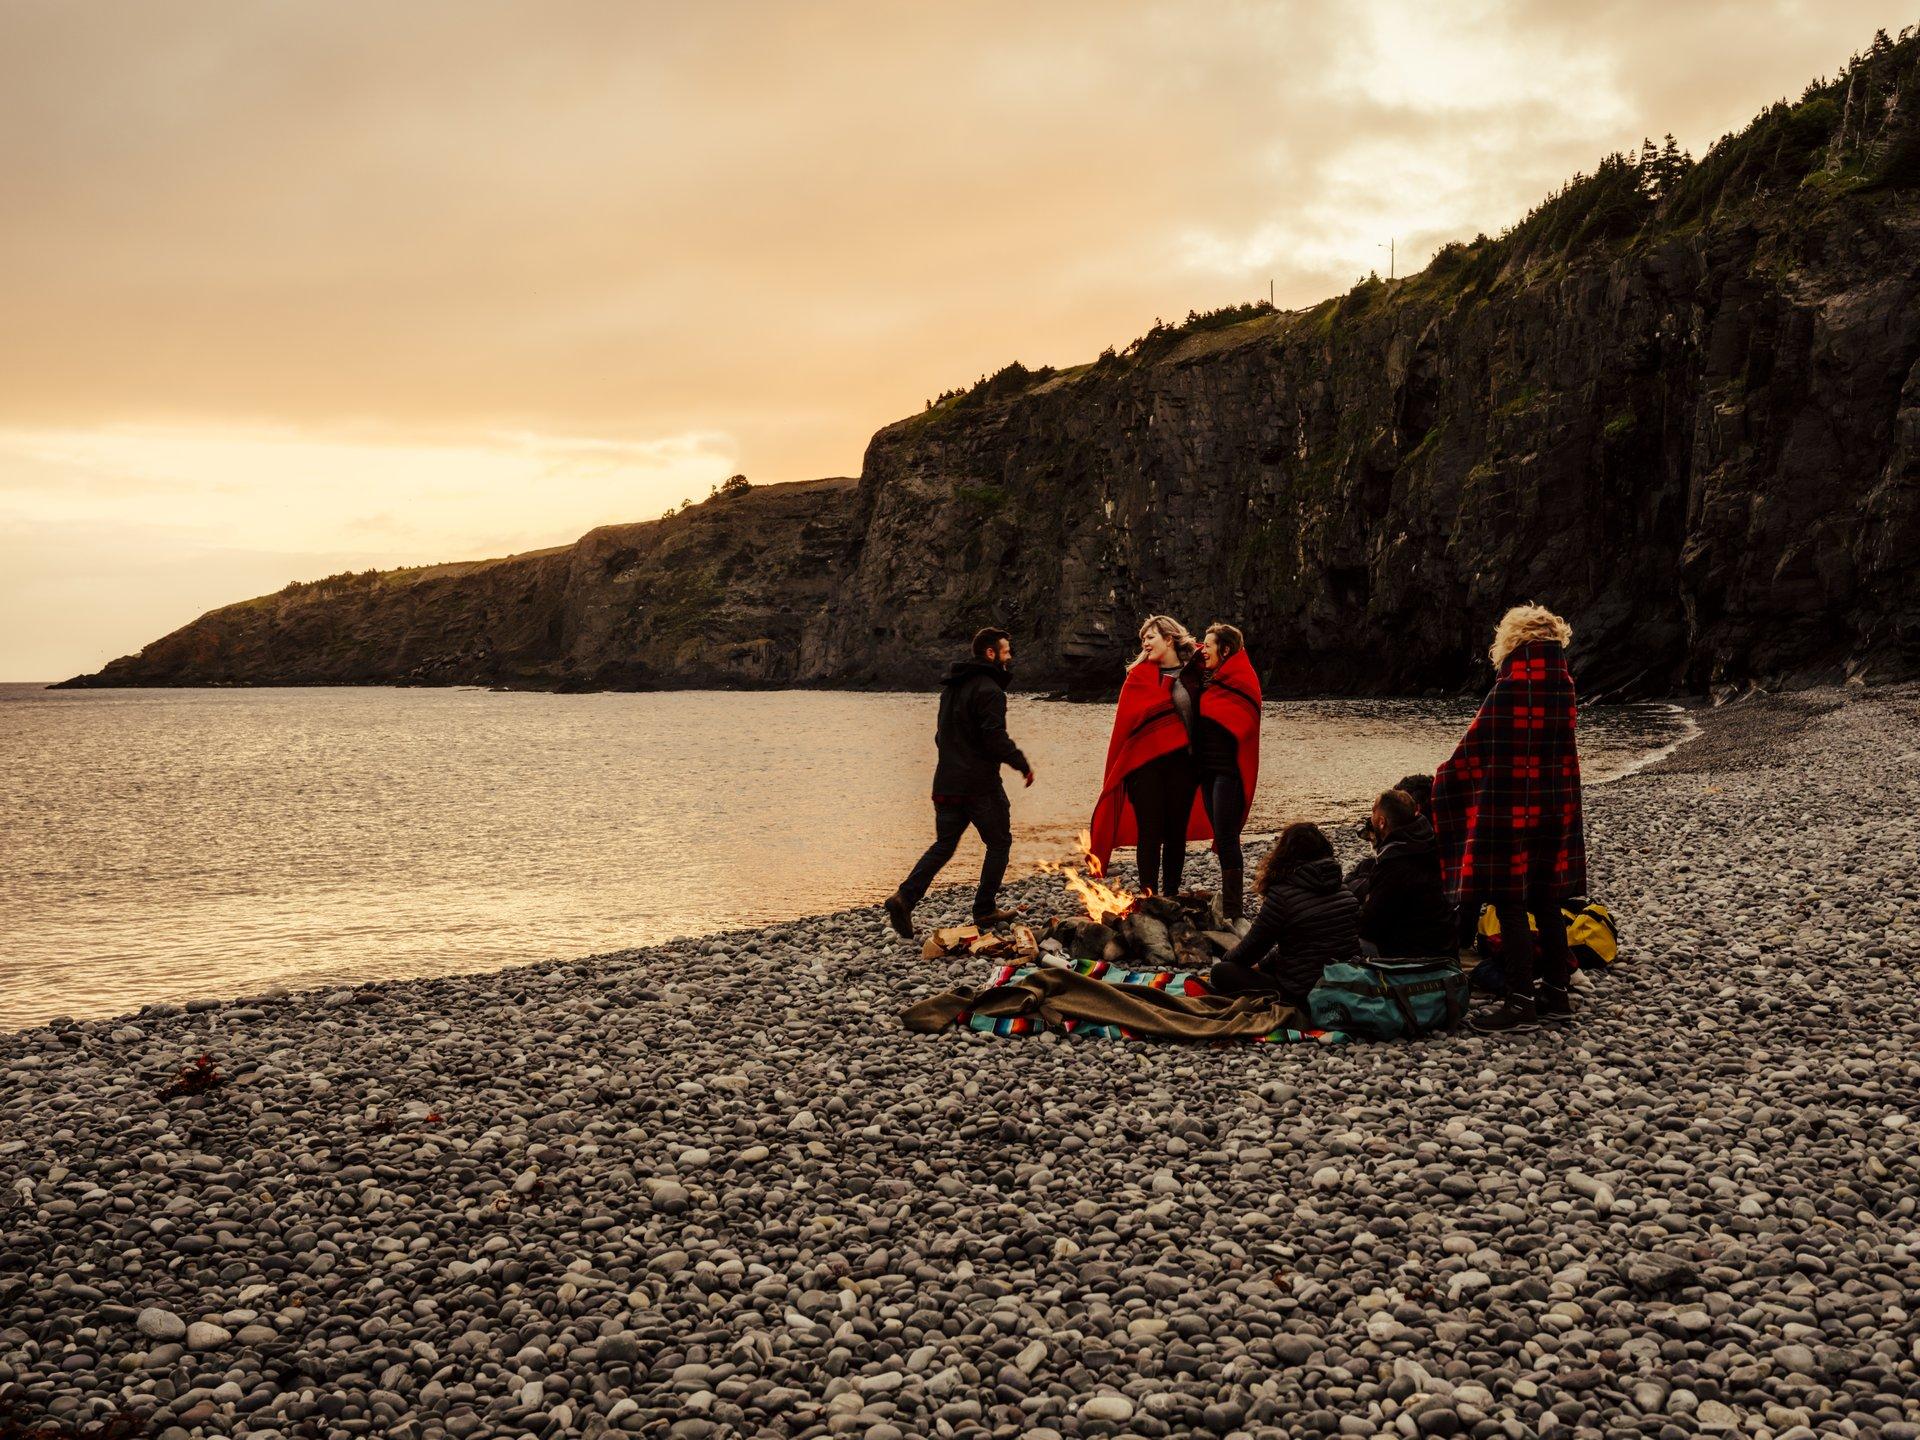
[
  {"xmin": 1347, "ymin": 771, "xmax": 1433, "ymax": 905},
  {"xmin": 1348, "ymin": 787, "xmax": 1455, "ymax": 956}
]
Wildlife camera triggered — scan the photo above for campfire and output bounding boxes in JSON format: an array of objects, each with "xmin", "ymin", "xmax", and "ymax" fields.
[{"xmin": 920, "ymin": 830, "xmax": 1246, "ymax": 971}]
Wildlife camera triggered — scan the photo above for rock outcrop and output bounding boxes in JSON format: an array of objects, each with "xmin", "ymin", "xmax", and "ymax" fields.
[
  {"xmin": 65, "ymin": 478, "xmax": 861, "ymax": 691},
  {"xmin": 63, "ymin": 31, "xmax": 1920, "ymax": 698}
]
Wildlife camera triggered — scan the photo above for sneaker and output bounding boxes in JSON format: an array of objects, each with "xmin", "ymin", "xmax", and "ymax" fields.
[
  {"xmin": 973, "ymin": 906, "xmax": 1020, "ymax": 929},
  {"xmin": 1469, "ymin": 999, "xmax": 1539, "ymax": 1034},
  {"xmin": 1535, "ymin": 986, "xmax": 1574, "ymax": 1022},
  {"xmin": 883, "ymin": 893, "xmax": 915, "ymax": 939}
]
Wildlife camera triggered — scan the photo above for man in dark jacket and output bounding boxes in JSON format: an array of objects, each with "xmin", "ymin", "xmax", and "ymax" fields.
[
  {"xmin": 1350, "ymin": 789, "xmax": 1456, "ymax": 956},
  {"xmin": 885, "ymin": 628, "xmax": 1036, "ymax": 937}
]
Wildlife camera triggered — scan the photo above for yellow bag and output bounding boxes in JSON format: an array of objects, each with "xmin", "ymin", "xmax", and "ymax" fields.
[
  {"xmin": 1565, "ymin": 902, "xmax": 1618, "ymax": 968},
  {"xmin": 1477, "ymin": 901, "xmax": 1618, "ymax": 969}
]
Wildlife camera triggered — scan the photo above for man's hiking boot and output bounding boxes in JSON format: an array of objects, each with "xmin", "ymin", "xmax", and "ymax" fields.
[
  {"xmin": 883, "ymin": 893, "xmax": 915, "ymax": 939},
  {"xmin": 973, "ymin": 907, "xmax": 1020, "ymax": 929},
  {"xmin": 1535, "ymin": 986, "xmax": 1574, "ymax": 1022},
  {"xmin": 1469, "ymin": 997, "xmax": 1538, "ymax": 1033}
]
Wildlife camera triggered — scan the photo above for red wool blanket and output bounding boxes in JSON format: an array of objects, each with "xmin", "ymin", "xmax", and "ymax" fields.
[
  {"xmin": 1431, "ymin": 639, "xmax": 1587, "ymax": 907},
  {"xmin": 1088, "ymin": 650, "xmax": 1262, "ymax": 876}
]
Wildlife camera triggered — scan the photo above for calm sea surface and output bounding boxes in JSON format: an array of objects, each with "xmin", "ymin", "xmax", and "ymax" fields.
[{"xmin": 0, "ymin": 684, "xmax": 1691, "ymax": 1029}]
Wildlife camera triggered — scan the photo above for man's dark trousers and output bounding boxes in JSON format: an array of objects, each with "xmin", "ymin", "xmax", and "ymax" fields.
[{"xmin": 897, "ymin": 789, "xmax": 1012, "ymax": 921}]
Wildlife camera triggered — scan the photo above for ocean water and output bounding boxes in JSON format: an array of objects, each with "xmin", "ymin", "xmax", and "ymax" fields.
[{"xmin": 0, "ymin": 684, "xmax": 1690, "ymax": 1029}]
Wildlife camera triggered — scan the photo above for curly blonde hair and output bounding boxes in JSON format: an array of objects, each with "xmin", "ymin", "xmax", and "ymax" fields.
[
  {"xmin": 1490, "ymin": 604, "xmax": 1573, "ymax": 667},
  {"xmin": 1138, "ymin": 614, "xmax": 1197, "ymax": 663}
]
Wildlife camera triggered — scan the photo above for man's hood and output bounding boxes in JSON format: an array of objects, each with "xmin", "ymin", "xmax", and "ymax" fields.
[{"xmin": 1377, "ymin": 817, "xmax": 1437, "ymax": 860}]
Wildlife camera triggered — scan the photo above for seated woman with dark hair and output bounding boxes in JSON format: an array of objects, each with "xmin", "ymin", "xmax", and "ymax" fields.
[
  {"xmin": 1209, "ymin": 822, "xmax": 1359, "ymax": 1010},
  {"xmin": 1353, "ymin": 788, "xmax": 1455, "ymax": 956}
]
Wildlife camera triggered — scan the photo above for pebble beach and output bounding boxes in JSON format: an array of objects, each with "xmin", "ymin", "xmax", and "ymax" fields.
[{"xmin": 3, "ymin": 683, "xmax": 1919, "ymax": 1440}]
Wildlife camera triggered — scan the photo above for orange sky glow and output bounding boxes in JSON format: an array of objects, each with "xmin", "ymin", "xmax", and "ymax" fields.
[{"xmin": 2, "ymin": 0, "xmax": 1913, "ymax": 677}]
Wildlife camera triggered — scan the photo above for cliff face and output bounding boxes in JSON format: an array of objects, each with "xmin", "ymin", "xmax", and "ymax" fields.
[
  {"xmin": 816, "ymin": 37, "xmax": 1920, "ymax": 698},
  {"xmin": 64, "ymin": 33, "xmax": 1920, "ymax": 698}
]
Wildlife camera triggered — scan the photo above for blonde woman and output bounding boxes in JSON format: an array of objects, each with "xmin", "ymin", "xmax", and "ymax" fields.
[
  {"xmin": 1432, "ymin": 604, "xmax": 1585, "ymax": 1033},
  {"xmin": 1087, "ymin": 615, "xmax": 1202, "ymax": 896}
]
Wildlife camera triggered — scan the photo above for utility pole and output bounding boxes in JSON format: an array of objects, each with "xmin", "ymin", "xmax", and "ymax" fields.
[
  {"xmin": 1269, "ymin": 279, "xmax": 1274, "ymax": 306},
  {"xmin": 1378, "ymin": 239, "xmax": 1395, "ymax": 280}
]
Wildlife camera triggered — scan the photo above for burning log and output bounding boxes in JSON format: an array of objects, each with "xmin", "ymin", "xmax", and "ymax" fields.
[
  {"xmin": 1038, "ymin": 830, "xmax": 1139, "ymax": 925},
  {"xmin": 1120, "ymin": 910, "xmax": 1176, "ymax": 968},
  {"xmin": 1041, "ymin": 917, "xmax": 1114, "ymax": 961}
]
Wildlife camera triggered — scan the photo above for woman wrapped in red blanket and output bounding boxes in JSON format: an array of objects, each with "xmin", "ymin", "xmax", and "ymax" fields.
[
  {"xmin": 1432, "ymin": 604, "xmax": 1586, "ymax": 1034},
  {"xmin": 1089, "ymin": 616, "xmax": 1261, "ymax": 915}
]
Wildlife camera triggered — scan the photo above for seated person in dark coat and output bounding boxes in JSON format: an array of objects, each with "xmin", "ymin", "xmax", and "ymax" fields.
[
  {"xmin": 1348, "ymin": 788, "xmax": 1456, "ymax": 956},
  {"xmin": 1210, "ymin": 822, "xmax": 1359, "ymax": 1009},
  {"xmin": 1347, "ymin": 772, "xmax": 1434, "ymax": 904}
]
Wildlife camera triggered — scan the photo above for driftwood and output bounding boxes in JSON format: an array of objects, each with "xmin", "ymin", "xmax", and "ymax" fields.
[{"xmin": 920, "ymin": 922, "xmax": 1040, "ymax": 962}]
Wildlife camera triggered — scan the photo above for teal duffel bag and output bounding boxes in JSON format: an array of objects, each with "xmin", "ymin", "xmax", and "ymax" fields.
[{"xmin": 1307, "ymin": 955, "xmax": 1469, "ymax": 1039}]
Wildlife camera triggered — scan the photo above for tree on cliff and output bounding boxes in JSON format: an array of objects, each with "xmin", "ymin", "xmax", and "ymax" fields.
[{"xmin": 1636, "ymin": 133, "xmax": 1692, "ymax": 200}]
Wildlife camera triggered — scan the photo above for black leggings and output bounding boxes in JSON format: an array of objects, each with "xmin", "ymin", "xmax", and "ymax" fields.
[
  {"xmin": 1198, "ymin": 770, "xmax": 1245, "ymax": 871},
  {"xmin": 1493, "ymin": 894, "xmax": 1572, "ymax": 995},
  {"xmin": 1125, "ymin": 750, "xmax": 1197, "ymax": 896}
]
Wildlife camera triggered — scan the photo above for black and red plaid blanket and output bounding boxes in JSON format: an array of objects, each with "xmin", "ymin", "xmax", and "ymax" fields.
[{"xmin": 1432, "ymin": 639, "xmax": 1587, "ymax": 907}]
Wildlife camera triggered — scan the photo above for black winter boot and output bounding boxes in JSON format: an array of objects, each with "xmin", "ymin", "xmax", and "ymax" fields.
[
  {"xmin": 1469, "ymin": 996, "xmax": 1539, "ymax": 1033},
  {"xmin": 883, "ymin": 892, "xmax": 915, "ymax": 939},
  {"xmin": 1535, "ymin": 985, "xmax": 1574, "ymax": 1022},
  {"xmin": 1221, "ymin": 866, "xmax": 1245, "ymax": 923}
]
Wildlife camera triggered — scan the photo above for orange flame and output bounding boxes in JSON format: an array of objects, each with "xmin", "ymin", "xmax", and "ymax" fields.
[{"xmin": 1040, "ymin": 829, "xmax": 1139, "ymax": 924}]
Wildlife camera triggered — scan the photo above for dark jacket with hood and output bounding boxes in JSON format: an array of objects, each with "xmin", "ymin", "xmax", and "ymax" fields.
[
  {"xmin": 1175, "ymin": 652, "xmax": 1241, "ymax": 775},
  {"xmin": 931, "ymin": 660, "xmax": 1031, "ymax": 797},
  {"xmin": 1352, "ymin": 817, "xmax": 1456, "ymax": 957},
  {"xmin": 1218, "ymin": 856, "xmax": 1358, "ymax": 998}
]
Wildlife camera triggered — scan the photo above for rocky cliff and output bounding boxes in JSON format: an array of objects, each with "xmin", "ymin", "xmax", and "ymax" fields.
[
  {"xmin": 64, "ymin": 31, "xmax": 1920, "ymax": 698},
  {"xmin": 65, "ymin": 478, "xmax": 861, "ymax": 691}
]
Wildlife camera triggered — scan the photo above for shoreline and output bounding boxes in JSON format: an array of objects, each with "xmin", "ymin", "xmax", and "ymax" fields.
[
  {"xmin": 1, "ymin": 691, "xmax": 1691, "ymax": 1035},
  {"xmin": 36, "ymin": 675, "xmax": 1734, "ymax": 705},
  {"xmin": 4, "ymin": 683, "xmax": 1918, "ymax": 1438}
]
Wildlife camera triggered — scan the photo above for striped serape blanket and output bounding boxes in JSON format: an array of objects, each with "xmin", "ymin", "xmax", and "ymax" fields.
[{"xmin": 959, "ymin": 958, "xmax": 1350, "ymax": 1044}]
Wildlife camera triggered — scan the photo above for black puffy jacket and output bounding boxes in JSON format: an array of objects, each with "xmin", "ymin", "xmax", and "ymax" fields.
[
  {"xmin": 930, "ymin": 660, "xmax": 1031, "ymax": 796},
  {"xmin": 1219, "ymin": 856, "xmax": 1359, "ymax": 998},
  {"xmin": 1356, "ymin": 818, "xmax": 1457, "ymax": 957}
]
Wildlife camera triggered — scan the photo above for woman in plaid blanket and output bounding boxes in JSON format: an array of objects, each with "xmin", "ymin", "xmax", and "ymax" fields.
[{"xmin": 1432, "ymin": 605, "xmax": 1586, "ymax": 1033}]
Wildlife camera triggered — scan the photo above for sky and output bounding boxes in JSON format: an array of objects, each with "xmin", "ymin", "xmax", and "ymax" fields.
[{"xmin": 1, "ymin": 0, "xmax": 1912, "ymax": 679}]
